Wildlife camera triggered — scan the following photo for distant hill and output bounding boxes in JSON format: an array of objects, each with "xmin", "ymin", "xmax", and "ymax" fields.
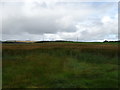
[{"xmin": 35, "ymin": 40, "xmax": 74, "ymax": 43}]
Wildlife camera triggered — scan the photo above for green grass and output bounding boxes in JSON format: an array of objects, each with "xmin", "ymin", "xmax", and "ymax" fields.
[{"xmin": 2, "ymin": 43, "xmax": 119, "ymax": 88}]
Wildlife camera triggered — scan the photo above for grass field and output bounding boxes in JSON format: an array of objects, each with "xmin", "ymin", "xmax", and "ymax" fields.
[{"xmin": 2, "ymin": 42, "xmax": 119, "ymax": 88}]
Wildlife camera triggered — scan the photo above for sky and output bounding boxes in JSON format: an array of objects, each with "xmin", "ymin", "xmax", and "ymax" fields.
[{"xmin": 0, "ymin": 0, "xmax": 119, "ymax": 42}]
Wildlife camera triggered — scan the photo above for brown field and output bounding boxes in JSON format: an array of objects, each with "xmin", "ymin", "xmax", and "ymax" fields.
[{"xmin": 2, "ymin": 43, "xmax": 118, "ymax": 50}]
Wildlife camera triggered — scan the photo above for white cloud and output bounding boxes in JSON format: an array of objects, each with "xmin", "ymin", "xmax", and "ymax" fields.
[
  {"xmin": 1, "ymin": 0, "xmax": 118, "ymax": 41},
  {"xmin": 101, "ymin": 16, "xmax": 113, "ymax": 23}
]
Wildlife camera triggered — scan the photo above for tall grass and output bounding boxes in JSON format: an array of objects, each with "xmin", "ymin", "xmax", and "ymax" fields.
[{"xmin": 2, "ymin": 43, "xmax": 119, "ymax": 88}]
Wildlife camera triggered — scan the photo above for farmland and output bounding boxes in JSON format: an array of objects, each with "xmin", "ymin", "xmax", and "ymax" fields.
[{"xmin": 2, "ymin": 42, "xmax": 119, "ymax": 88}]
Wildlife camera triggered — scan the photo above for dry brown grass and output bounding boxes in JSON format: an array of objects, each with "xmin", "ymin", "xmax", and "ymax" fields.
[{"xmin": 2, "ymin": 43, "xmax": 118, "ymax": 50}]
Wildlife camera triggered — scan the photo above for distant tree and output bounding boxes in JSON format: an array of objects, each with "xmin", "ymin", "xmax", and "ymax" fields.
[{"xmin": 104, "ymin": 40, "xmax": 108, "ymax": 42}]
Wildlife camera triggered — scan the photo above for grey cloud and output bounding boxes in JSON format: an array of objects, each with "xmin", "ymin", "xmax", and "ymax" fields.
[
  {"xmin": 59, "ymin": 15, "xmax": 118, "ymax": 41},
  {"xmin": 2, "ymin": 1, "xmax": 118, "ymax": 41},
  {"xmin": 3, "ymin": 15, "xmax": 77, "ymax": 35}
]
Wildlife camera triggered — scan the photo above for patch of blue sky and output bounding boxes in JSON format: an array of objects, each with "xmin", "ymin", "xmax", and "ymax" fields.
[
  {"xmin": 118, "ymin": 2, "xmax": 120, "ymax": 13},
  {"xmin": 56, "ymin": 2, "xmax": 116, "ymax": 7},
  {"xmin": 56, "ymin": 2, "xmax": 117, "ymax": 17},
  {"xmin": 91, "ymin": 4, "xmax": 117, "ymax": 19},
  {"xmin": 105, "ymin": 34, "xmax": 118, "ymax": 40}
]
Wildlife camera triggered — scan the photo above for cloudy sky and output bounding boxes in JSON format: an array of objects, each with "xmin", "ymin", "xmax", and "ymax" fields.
[{"xmin": 1, "ymin": 0, "xmax": 119, "ymax": 42}]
